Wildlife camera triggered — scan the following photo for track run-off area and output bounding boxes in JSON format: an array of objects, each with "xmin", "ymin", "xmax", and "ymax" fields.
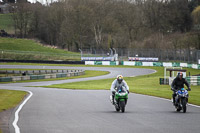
[{"xmin": 0, "ymin": 65, "xmax": 200, "ymax": 133}]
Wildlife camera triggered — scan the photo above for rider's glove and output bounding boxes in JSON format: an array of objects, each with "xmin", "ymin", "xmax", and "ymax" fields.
[
  {"xmin": 187, "ymin": 88, "xmax": 191, "ymax": 91},
  {"xmin": 127, "ymin": 90, "xmax": 129, "ymax": 94}
]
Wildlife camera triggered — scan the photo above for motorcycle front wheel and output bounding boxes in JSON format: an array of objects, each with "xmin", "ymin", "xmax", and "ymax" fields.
[
  {"xmin": 181, "ymin": 98, "xmax": 187, "ymax": 113},
  {"xmin": 119, "ymin": 101, "xmax": 125, "ymax": 113}
]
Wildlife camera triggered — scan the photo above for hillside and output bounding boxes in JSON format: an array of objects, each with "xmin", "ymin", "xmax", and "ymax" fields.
[{"xmin": 0, "ymin": 37, "xmax": 80, "ymax": 61}]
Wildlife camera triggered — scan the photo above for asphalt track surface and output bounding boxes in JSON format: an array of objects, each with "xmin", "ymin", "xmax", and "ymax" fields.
[{"xmin": 0, "ymin": 65, "xmax": 200, "ymax": 133}]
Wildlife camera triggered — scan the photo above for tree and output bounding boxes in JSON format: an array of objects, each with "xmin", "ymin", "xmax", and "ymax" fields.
[
  {"xmin": 167, "ymin": 0, "xmax": 192, "ymax": 32},
  {"xmin": 188, "ymin": 0, "xmax": 200, "ymax": 12},
  {"xmin": 3, "ymin": 0, "xmax": 15, "ymax": 3},
  {"xmin": 192, "ymin": 5, "xmax": 200, "ymax": 49},
  {"xmin": 12, "ymin": 3, "xmax": 32, "ymax": 38},
  {"xmin": 114, "ymin": 1, "xmax": 144, "ymax": 48}
]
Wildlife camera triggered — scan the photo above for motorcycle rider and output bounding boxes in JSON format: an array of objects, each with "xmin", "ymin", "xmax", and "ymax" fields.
[
  {"xmin": 171, "ymin": 72, "xmax": 191, "ymax": 105},
  {"xmin": 110, "ymin": 75, "xmax": 129, "ymax": 104}
]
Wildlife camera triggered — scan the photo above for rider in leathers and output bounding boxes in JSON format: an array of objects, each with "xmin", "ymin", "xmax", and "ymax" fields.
[
  {"xmin": 110, "ymin": 75, "xmax": 129, "ymax": 104},
  {"xmin": 171, "ymin": 72, "xmax": 191, "ymax": 105}
]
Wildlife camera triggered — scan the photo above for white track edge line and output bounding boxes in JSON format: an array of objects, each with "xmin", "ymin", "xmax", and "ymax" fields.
[
  {"xmin": 12, "ymin": 91, "xmax": 33, "ymax": 133},
  {"xmin": 134, "ymin": 93, "xmax": 200, "ymax": 108}
]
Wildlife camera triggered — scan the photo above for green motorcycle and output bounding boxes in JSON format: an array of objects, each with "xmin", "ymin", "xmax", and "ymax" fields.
[{"xmin": 110, "ymin": 86, "xmax": 128, "ymax": 113}]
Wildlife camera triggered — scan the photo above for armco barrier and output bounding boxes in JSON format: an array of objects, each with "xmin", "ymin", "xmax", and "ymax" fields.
[
  {"xmin": 61, "ymin": 73, "xmax": 67, "ymax": 77},
  {"xmin": 0, "ymin": 70, "xmax": 85, "ymax": 82},
  {"xmin": 45, "ymin": 74, "xmax": 51, "ymax": 79},
  {"xmin": 121, "ymin": 61, "xmax": 200, "ymax": 70},
  {"xmin": 186, "ymin": 76, "xmax": 200, "ymax": 86},
  {"xmin": 56, "ymin": 73, "xmax": 62, "ymax": 78},
  {"xmin": 51, "ymin": 74, "xmax": 57, "ymax": 78},
  {"xmin": 0, "ymin": 77, "xmax": 12, "ymax": 82},
  {"xmin": 30, "ymin": 75, "xmax": 38, "ymax": 80},
  {"xmin": 38, "ymin": 75, "xmax": 45, "ymax": 79},
  {"xmin": 12, "ymin": 76, "xmax": 22, "ymax": 81},
  {"xmin": 21, "ymin": 76, "xmax": 30, "ymax": 80},
  {"xmin": 0, "ymin": 69, "xmax": 84, "ymax": 75},
  {"xmin": 85, "ymin": 61, "xmax": 200, "ymax": 69},
  {"xmin": 70, "ymin": 72, "xmax": 75, "ymax": 76}
]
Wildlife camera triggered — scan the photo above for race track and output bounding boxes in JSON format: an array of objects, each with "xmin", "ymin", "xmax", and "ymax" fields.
[{"xmin": 0, "ymin": 65, "xmax": 200, "ymax": 133}]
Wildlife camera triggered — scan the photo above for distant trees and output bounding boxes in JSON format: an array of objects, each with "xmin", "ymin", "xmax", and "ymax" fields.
[
  {"xmin": 192, "ymin": 5, "xmax": 200, "ymax": 49},
  {"xmin": 12, "ymin": 3, "xmax": 32, "ymax": 38},
  {"xmin": 11, "ymin": 0, "xmax": 200, "ymax": 51},
  {"xmin": 192, "ymin": 5, "xmax": 200, "ymax": 26},
  {"xmin": 3, "ymin": 0, "xmax": 15, "ymax": 3}
]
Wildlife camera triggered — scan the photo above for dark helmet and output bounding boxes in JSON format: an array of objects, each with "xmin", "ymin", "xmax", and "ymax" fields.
[
  {"xmin": 117, "ymin": 75, "xmax": 123, "ymax": 84},
  {"xmin": 177, "ymin": 72, "xmax": 183, "ymax": 80}
]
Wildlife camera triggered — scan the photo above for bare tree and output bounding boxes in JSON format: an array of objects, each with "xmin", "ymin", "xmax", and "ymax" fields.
[{"xmin": 12, "ymin": 3, "xmax": 32, "ymax": 38}]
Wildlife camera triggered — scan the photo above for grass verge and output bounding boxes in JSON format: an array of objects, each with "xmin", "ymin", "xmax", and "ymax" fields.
[
  {"xmin": 43, "ymin": 66, "xmax": 200, "ymax": 105},
  {"xmin": 0, "ymin": 89, "xmax": 27, "ymax": 112},
  {"xmin": 0, "ymin": 89, "xmax": 27, "ymax": 133}
]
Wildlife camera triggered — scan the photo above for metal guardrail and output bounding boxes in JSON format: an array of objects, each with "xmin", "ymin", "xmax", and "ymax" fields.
[
  {"xmin": 0, "ymin": 69, "xmax": 85, "ymax": 82},
  {"xmin": 0, "ymin": 69, "xmax": 82, "ymax": 75},
  {"xmin": 0, "ymin": 59, "xmax": 84, "ymax": 64}
]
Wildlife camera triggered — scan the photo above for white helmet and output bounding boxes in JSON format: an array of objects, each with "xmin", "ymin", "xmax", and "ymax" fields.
[{"xmin": 117, "ymin": 75, "xmax": 123, "ymax": 83}]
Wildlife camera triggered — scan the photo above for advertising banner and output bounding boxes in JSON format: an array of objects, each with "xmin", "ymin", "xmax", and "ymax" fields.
[
  {"xmin": 81, "ymin": 57, "xmax": 114, "ymax": 61},
  {"xmin": 128, "ymin": 57, "xmax": 158, "ymax": 61}
]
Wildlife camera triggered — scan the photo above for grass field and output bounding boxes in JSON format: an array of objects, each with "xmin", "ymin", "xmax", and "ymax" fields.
[
  {"xmin": 0, "ymin": 89, "xmax": 27, "ymax": 112},
  {"xmin": 0, "ymin": 14, "xmax": 14, "ymax": 34},
  {"xmin": 0, "ymin": 37, "xmax": 81, "ymax": 60},
  {"xmin": 0, "ymin": 37, "xmax": 76, "ymax": 54},
  {"xmin": 44, "ymin": 66, "xmax": 200, "ymax": 105}
]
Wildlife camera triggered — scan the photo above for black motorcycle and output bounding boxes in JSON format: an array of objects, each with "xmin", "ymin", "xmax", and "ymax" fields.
[{"xmin": 174, "ymin": 88, "xmax": 189, "ymax": 113}]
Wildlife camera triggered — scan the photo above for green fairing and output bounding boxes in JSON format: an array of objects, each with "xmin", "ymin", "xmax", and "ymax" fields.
[{"xmin": 115, "ymin": 93, "xmax": 128, "ymax": 101}]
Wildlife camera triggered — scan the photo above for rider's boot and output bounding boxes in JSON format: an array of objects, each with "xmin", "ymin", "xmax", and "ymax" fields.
[
  {"xmin": 112, "ymin": 95, "xmax": 115, "ymax": 104},
  {"xmin": 112, "ymin": 91, "xmax": 115, "ymax": 105},
  {"xmin": 172, "ymin": 94, "xmax": 176, "ymax": 106}
]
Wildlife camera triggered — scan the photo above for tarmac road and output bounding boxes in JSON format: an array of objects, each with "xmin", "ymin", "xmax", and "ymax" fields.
[{"xmin": 0, "ymin": 65, "xmax": 200, "ymax": 133}]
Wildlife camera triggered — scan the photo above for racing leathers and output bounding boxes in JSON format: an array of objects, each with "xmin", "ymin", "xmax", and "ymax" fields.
[{"xmin": 110, "ymin": 79, "xmax": 129, "ymax": 104}]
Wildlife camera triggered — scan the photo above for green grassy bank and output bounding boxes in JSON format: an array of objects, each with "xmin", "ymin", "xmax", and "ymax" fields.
[{"xmin": 0, "ymin": 37, "xmax": 80, "ymax": 60}]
